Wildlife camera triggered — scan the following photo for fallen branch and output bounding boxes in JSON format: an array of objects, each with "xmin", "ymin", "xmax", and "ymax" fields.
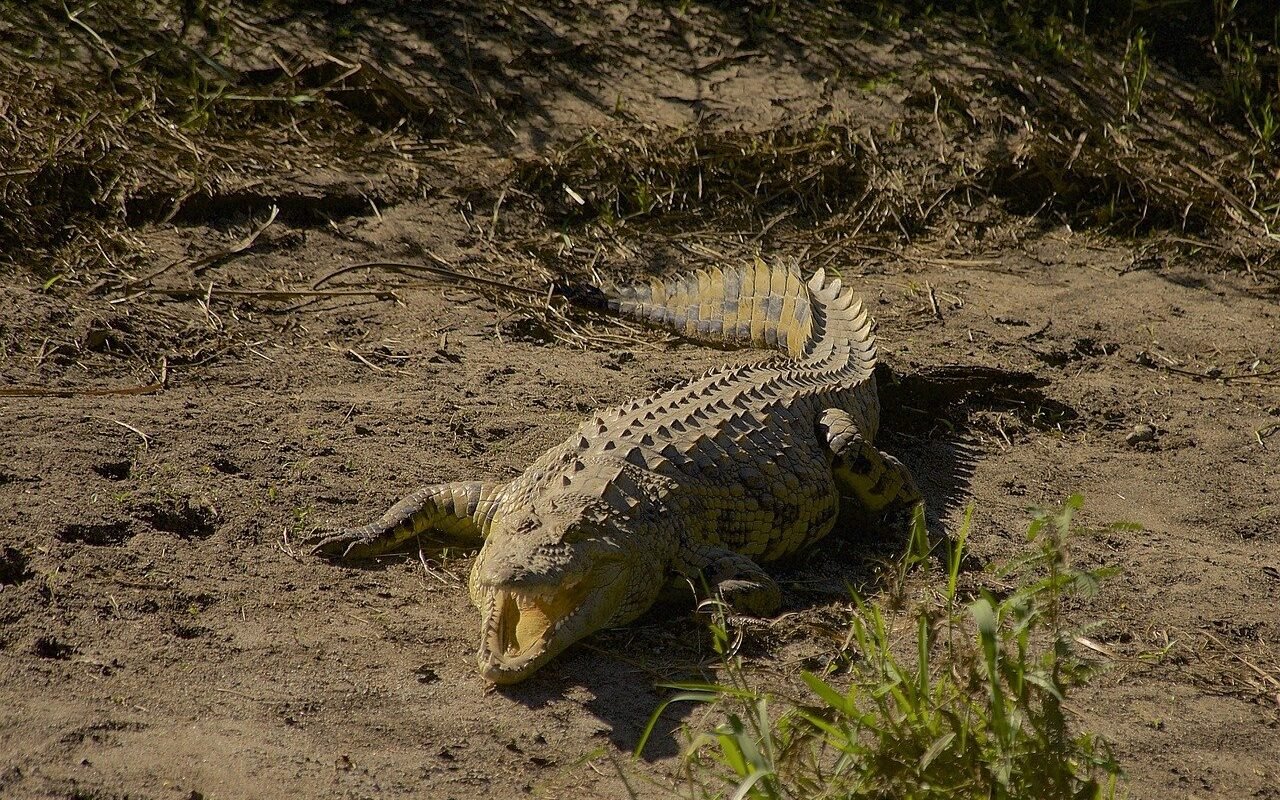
[
  {"xmin": 0, "ymin": 359, "xmax": 167, "ymax": 397},
  {"xmin": 0, "ymin": 381, "xmax": 164, "ymax": 398},
  {"xmin": 123, "ymin": 205, "xmax": 279, "ymax": 289},
  {"xmin": 312, "ymin": 257, "xmax": 543, "ymax": 297},
  {"xmin": 141, "ymin": 287, "xmax": 398, "ymax": 301}
]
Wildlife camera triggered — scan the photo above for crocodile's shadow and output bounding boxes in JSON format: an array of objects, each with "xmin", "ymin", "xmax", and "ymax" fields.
[{"xmin": 764, "ymin": 362, "xmax": 1077, "ymax": 610}]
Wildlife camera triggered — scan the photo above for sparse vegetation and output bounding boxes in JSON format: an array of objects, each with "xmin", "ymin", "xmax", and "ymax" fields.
[
  {"xmin": 5, "ymin": 0, "xmax": 1278, "ymax": 285},
  {"xmin": 3, "ymin": 3, "xmax": 1278, "ymax": 796},
  {"xmin": 506, "ymin": 0, "xmax": 1280, "ymax": 267},
  {"xmin": 643, "ymin": 498, "xmax": 1126, "ymax": 799},
  {"xmin": 965, "ymin": 0, "xmax": 1279, "ymax": 149},
  {"xmin": 1122, "ymin": 28, "xmax": 1150, "ymax": 119},
  {"xmin": 0, "ymin": 1, "xmax": 430, "ymax": 277},
  {"xmin": 515, "ymin": 126, "xmax": 878, "ymax": 229}
]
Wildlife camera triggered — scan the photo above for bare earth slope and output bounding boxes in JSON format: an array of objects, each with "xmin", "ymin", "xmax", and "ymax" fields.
[{"xmin": 2, "ymin": 3, "xmax": 1278, "ymax": 798}]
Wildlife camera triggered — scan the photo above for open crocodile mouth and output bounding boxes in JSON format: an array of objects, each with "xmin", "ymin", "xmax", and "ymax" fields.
[{"xmin": 480, "ymin": 579, "xmax": 591, "ymax": 683}]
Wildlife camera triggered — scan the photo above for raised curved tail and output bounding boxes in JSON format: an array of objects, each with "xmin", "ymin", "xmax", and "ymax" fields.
[{"xmin": 595, "ymin": 259, "xmax": 875, "ymax": 376}]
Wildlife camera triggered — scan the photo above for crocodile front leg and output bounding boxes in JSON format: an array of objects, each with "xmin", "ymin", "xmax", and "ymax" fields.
[
  {"xmin": 818, "ymin": 408, "xmax": 922, "ymax": 513},
  {"xmin": 307, "ymin": 481, "xmax": 503, "ymax": 559},
  {"xmin": 679, "ymin": 545, "xmax": 782, "ymax": 617}
]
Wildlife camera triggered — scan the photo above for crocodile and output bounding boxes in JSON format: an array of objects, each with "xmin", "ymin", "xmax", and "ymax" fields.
[{"xmin": 307, "ymin": 259, "xmax": 921, "ymax": 684}]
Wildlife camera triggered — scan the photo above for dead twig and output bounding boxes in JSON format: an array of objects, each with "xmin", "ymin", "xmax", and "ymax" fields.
[
  {"xmin": 1134, "ymin": 356, "xmax": 1280, "ymax": 385},
  {"xmin": 109, "ymin": 419, "xmax": 151, "ymax": 448},
  {"xmin": 1201, "ymin": 630, "xmax": 1280, "ymax": 691},
  {"xmin": 345, "ymin": 348, "xmax": 384, "ymax": 372},
  {"xmin": 0, "ymin": 358, "xmax": 168, "ymax": 397},
  {"xmin": 417, "ymin": 542, "xmax": 459, "ymax": 585},
  {"xmin": 246, "ymin": 345, "xmax": 276, "ymax": 363},
  {"xmin": 141, "ymin": 287, "xmax": 399, "ymax": 301},
  {"xmin": 0, "ymin": 381, "xmax": 164, "ymax": 398},
  {"xmin": 193, "ymin": 204, "xmax": 280, "ymax": 275},
  {"xmin": 123, "ymin": 205, "xmax": 279, "ymax": 289},
  {"xmin": 278, "ymin": 530, "xmax": 301, "ymax": 563},
  {"xmin": 312, "ymin": 258, "xmax": 542, "ymax": 297}
]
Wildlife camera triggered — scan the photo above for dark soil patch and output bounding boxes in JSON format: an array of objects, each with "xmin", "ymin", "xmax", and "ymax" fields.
[
  {"xmin": 56, "ymin": 521, "xmax": 133, "ymax": 547},
  {"xmin": 32, "ymin": 636, "xmax": 76, "ymax": 660},
  {"xmin": 133, "ymin": 497, "xmax": 219, "ymax": 539},
  {"xmin": 92, "ymin": 461, "xmax": 132, "ymax": 481},
  {"xmin": 0, "ymin": 546, "xmax": 32, "ymax": 586}
]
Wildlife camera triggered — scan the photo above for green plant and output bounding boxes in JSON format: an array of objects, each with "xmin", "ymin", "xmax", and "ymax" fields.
[
  {"xmin": 641, "ymin": 496, "xmax": 1125, "ymax": 799},
  {"xmin": 1122, "ymin": 28, "xmax": 1149, "ymax": 118}
]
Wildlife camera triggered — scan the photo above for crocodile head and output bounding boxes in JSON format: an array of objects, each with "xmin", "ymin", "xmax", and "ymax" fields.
[{"xmin": 468, "ymin": 490, "xmax": 662, "ymax": 684}]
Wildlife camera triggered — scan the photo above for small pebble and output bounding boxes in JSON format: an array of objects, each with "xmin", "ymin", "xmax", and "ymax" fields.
[{"xmin": 1126, "ymin": 423, "xmax": 1157, "ymax": 445}]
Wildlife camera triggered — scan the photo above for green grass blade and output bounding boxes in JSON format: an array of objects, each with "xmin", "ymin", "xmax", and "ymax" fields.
[
  {"xmin": 919, "ymin": 730, "xmax": 957, "ymax": 771},
  {"xmin": 635, "ymin": 690, "xmax": 717, "ymax": 758}
]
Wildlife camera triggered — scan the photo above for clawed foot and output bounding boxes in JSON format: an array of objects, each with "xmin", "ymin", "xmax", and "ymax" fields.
[
  {"xmin": 301, "ymin": 525, "xmax": 383, "ymax": 560},
  {"xmin": 880, "ymin": 501, "xmax": 926, "ymax": 537},
  {"xmin": 714, "ymin": 579, "xmax": 782, "ymax": 618}
]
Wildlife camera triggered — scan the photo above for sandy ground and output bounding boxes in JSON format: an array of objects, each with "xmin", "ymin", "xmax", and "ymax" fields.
[{"xmin": 2, "ymin": 3, "xmax": 1279, "ymax": 798}]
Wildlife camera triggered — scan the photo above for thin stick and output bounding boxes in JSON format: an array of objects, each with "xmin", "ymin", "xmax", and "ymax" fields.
[
  {"xmin": 1138, "ymin": 360, "xmax": 1280, "ymax": 385},
  {"xmin": 246, "ymin": 346, "xmax": 276, "ymax": 363},
  {"xmin": 0, "ymin": 381, "xmax": 163, "ymax": 398},
  {"xmin": 346, "ymin": 348, "xmax": 384, "ymax": 372},
  {"xmin": 212, "ymin": 686, "xmax": 268, "ymax": 702},
  {"xmin": 124, "ymin": 205, "xmax": 280, "ymax": 289},
  {"xmin": 193, "ymin": 204, "xmax": 280, "ymax": 274},
  {"xmin": 1202, "ymin": 631, "xmax": 1280, "ymax": 690},
  {"xmin": 1, "ymin": 359, "xmax": 167, "ymax": 398},
  {"xmin": 110, "ymin": 419, "xmax": 151, "ymax": 448},
  {"xmin": 417, "ymin": 543, "xmax": 456, "ymax": 585},
  {"xmin": 312, "ymin": 259, "xmax": 542, "ymax": 296},
  {"xmin": 125, "ymin": 257, "xmax": 188, "ymax": 290},
  {"xmin": 142, "ymin": 287, "xmax": 398, "ymax": 301},
  {"xmin": 278, "ymin": 530, "xmax": 301, "ymax": 563}
]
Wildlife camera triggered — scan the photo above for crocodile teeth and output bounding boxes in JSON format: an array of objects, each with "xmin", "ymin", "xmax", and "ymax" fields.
[{"xmin": 488, "ymin": 582, "xmax": 587, "ymax": 659}]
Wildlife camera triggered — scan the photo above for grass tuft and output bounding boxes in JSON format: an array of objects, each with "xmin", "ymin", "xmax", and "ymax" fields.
[
  {"xmin": 0, "ymin": 1, "xmax": 431, "ymax": 277},
  {"xmin": 514, "ymin": 125, "xmax": 884, "ymax": 231},
  {"xmin": 644, "ymin": 497, "xmax": 1125, "ymax": 799}
]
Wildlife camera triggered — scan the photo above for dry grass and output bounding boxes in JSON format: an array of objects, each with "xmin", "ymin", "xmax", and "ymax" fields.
[
  {"xmin": 4, "ymin": 1, "xmax": 1277, "ymax": 290},
  {"xmin": 493, "ymin": 2, "xmax": 1280, "ymax": 282},
  {"xmin": 0, "ymin": 2, "xmax": 433, "ymax": 279},
  {"xmin": 513, "ymin": 125, "xmax": 879, "ymax": 229}
]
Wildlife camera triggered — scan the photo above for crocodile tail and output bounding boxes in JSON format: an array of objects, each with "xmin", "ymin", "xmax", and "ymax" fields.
[
  {"xmin": 603, "ymin": 258, "xmax": 816, "ymax": 358},
  {"xmin": 802, "ymin": 267, "xmax": 877, "ymax": 376},
  {"xmin": 600, "ymin": 258, "xmax": 875, "ymax": 373}
]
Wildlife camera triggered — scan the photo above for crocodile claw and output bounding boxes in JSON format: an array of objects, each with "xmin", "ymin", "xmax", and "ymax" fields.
[{"xmin": 301, "ymin": 527, "xmax": 379, "ymax": 560}]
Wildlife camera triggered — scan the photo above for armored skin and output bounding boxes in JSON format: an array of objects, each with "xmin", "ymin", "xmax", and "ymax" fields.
[{"xmin": 307, "ymin": 260, "xmax": 921, "ymax": 684}]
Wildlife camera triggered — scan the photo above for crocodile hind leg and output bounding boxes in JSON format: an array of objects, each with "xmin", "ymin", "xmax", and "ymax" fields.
[
  {"xmin": 817, "ymin": 408, "xmax": 922, "ymax": 514},
  {"xmin": 306, "ymin": 481, "xmax": 503, "ymax": 559},
  {"xmin": 678, "ymin": 545, "xmax": 782, "ymax": 617}
]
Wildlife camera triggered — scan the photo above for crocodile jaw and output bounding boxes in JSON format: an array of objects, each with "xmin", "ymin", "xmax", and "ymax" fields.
[{"xmin": 477, "ymin": 580, "xmax": 594, "ymax": 684}]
